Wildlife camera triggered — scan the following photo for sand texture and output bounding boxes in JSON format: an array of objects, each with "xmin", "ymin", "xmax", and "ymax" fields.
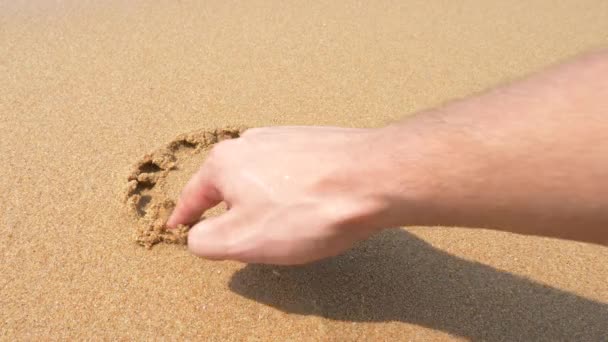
[{"xmin": 2, "ymin": 1, "xmax": 608, "ymax": 340}]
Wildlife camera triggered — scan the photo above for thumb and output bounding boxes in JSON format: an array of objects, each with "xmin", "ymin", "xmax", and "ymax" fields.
[{"xmin": 188, "ymin": 210, "xmax": 242, "ymax": 260}]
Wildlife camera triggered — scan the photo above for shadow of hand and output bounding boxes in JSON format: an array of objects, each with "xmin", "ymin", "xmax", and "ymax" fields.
[{"xmin": 229, "ymin": 229, "xmax": 608, "ymax": 341}]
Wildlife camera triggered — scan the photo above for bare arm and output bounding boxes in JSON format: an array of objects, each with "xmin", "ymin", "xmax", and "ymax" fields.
[
  {"xmin": 168, "ymin": 50, "xmax": 608, "ymax": 264},
  {"xmin": 379, "ymin": 50, "xmax": 608, "ymax": 245}
]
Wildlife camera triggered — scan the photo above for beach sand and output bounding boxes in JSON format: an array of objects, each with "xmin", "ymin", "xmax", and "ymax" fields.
[{"xmin": 1, "ymin": 0, "xmax": 608, "ymax": 340}]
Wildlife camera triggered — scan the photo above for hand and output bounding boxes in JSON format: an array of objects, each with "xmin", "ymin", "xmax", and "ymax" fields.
[{"xmin": 167, "ymin": 126, "xmax": 390, "ymax": 264}]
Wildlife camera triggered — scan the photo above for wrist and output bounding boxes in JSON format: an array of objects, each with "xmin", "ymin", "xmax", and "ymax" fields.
[{"xmin": 367, "ymin": 116, "xmax": 474, "ymax": 229}]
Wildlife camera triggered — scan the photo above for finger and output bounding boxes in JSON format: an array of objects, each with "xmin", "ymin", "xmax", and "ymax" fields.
[
  {"xmin": 188, "ymin": 211, "xmax": 241, "ymax": 260},
  {"xmin": 166, "ymin": 165, "xmax": 222, "ymax": 228}
]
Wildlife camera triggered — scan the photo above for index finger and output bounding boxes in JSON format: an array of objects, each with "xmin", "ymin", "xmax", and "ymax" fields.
[{"xmin": 166, "ymin": 164, "xmax": 223, "ymax": 228}]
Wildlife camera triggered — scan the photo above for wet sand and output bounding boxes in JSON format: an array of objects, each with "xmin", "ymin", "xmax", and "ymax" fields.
[{"xmin": 1, "ymin": 1, "xmax": 608, "ymax": 340}]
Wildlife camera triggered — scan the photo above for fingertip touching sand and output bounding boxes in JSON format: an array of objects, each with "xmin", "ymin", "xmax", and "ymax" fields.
[{"xmin": 124, "ymin": 127, "xmax": 245, "ymax": 248}]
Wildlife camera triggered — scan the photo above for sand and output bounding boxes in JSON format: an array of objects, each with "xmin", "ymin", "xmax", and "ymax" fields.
[{"xmin": 1, "ymin": 0, "xmax": 608, "ymax": 340}]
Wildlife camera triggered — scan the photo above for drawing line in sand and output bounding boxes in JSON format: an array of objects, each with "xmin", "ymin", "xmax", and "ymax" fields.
[{"xmin": 124, "ymin": 127, "xmax": 246, "ymax": 248}]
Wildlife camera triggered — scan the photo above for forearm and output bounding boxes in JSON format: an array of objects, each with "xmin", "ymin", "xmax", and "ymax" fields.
[{"xmin": 376, "ymin": 50, "xmax": 608, "ymax": 245}]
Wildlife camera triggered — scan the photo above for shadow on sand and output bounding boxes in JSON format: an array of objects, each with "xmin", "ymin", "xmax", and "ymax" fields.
[{"xmin": 229, "ymin": 229, "xmax": 608, "ymax": 340}]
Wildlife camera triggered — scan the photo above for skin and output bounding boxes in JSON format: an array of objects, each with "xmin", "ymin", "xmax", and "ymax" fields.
[{"xmin": 167, "ymin": 50, "xmax": 608, "ymax": 265}]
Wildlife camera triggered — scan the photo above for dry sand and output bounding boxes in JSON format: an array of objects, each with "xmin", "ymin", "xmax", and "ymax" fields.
[{"xmin": 1, "ymin": 0, "xmax": 608, "ymax": 340}]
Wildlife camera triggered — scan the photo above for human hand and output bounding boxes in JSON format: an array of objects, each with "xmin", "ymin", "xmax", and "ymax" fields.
[{"xmin": 166, "ymin": 126, "xmax": 391, "ymax": 264}]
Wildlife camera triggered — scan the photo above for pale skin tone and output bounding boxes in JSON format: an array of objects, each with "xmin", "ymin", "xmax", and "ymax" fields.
[{"xmin": 167, "ymin": 50, "xmax": 608, "ymax": 265}]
